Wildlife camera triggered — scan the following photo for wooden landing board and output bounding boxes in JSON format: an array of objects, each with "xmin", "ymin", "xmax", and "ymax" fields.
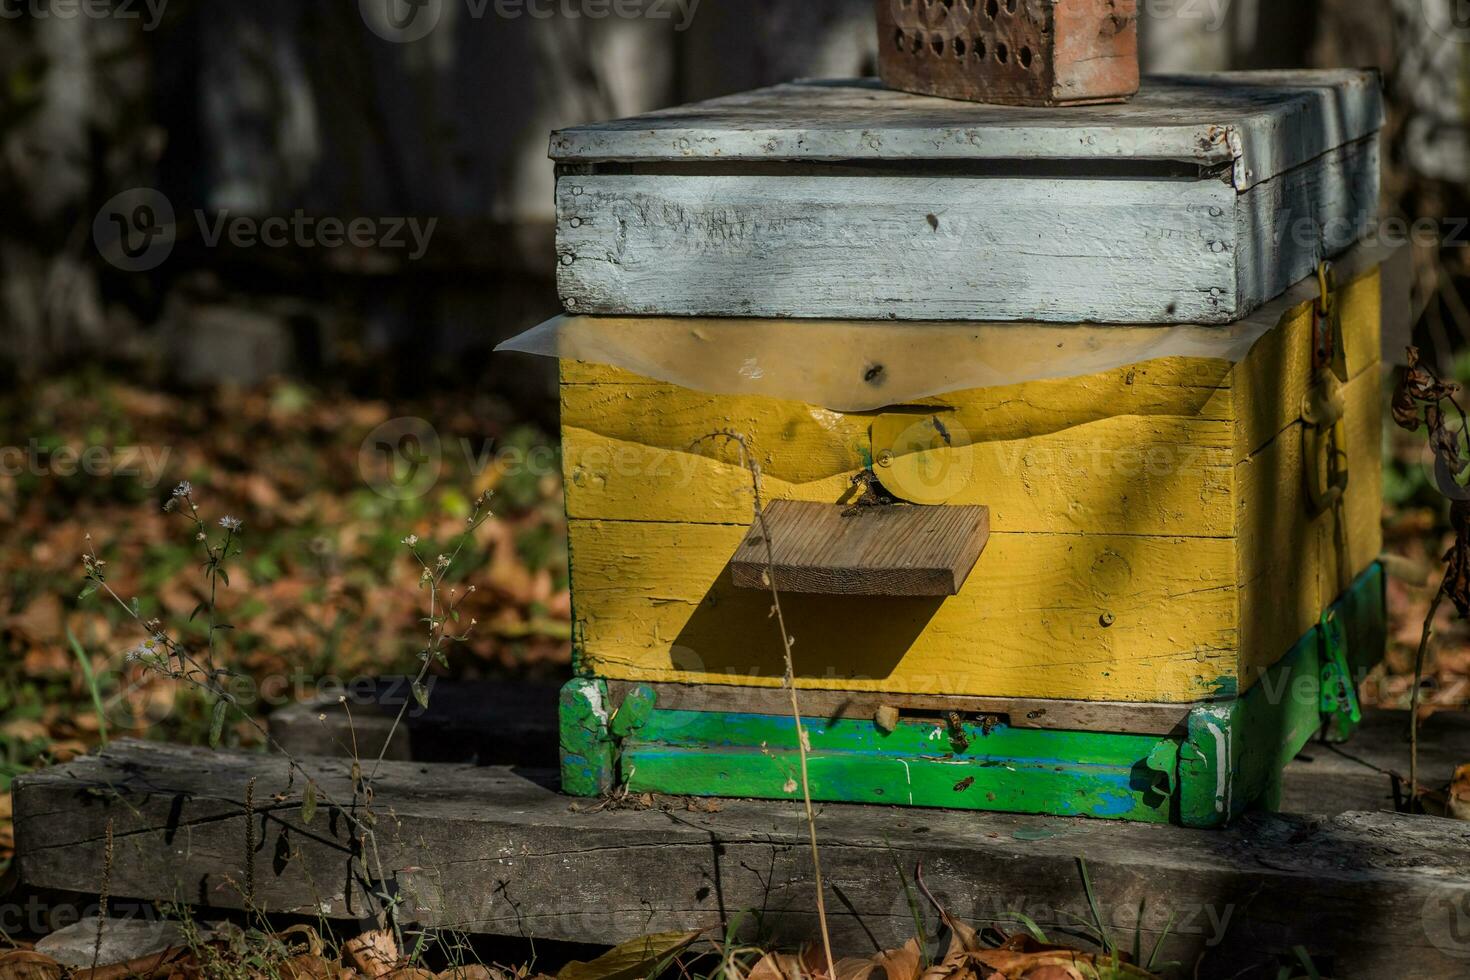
[
  {"xmin": 729, "ymin": 501, "xmax": 990, "ymax": 597},
  {"xmin": 12, "ymin": 739, "xmax": 1470, "ymax": 980}
]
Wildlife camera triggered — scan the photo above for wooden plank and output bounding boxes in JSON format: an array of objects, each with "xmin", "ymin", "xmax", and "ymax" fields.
[
  {"xmin": 561, "ymin": 399, "xmax": 1237, "ymax": 537},
  {"xmin": 1229, "ymin": 266, "xmax": 1383, "ymax": 460},
  {"xmin": 556, "ymin": 170, "xmax": 1244, "ymax": 323},
  {"xmin": 258, "ymin": 681, "xmax": 1440, "ymax": 818},
  {"xmin": 622, "ymin": 711, "xmax": 1174, "ymax": 822},
  {"xmin": 1234, "ymin": 138, "xmax": 1381, "ymax": 336},
  {"xmin": 14, "ymin": 740, "xmax": 1470, "ymax": 979},
  {"xmin": 1234, "ymin": 367, "xmax": 1384, "ymax": 682},
  {"xmin": 549, "ymin": 74, "xmax": 1384, "ymax": 192},
  {"xmin": 570, "ymin": 519, "xmax": 1238, "ymax": 703},
  {"xmin": 1281, "ymin": 709, "xmax": 1469, "ymax": 815},
  {"xmin": 604, "ymin": 680, "xmax": 1193, "ymax": 735},
  {"xmin": 727, "ymin": 501, "xmax": 989, "ymax": 597},
  {"xmin": 557, "ymin": 127, "xmax": 1379, "ymax": 325}
]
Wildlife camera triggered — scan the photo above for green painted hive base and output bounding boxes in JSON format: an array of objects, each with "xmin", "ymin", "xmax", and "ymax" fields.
[{"xmin": 561, "ymin": 564, "xmax": 1386, "ymax": 829}]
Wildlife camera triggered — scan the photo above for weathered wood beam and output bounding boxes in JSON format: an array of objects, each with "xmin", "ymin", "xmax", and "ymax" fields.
[{"xmin": 11, "ymin": 740, "xmax": 1470, "ymax": 979}]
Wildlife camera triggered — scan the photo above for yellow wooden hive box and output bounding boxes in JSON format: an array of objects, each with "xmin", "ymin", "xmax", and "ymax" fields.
[{"xmin": 559, "ymin": 267, "xmax": 1383, "ymax": 707}]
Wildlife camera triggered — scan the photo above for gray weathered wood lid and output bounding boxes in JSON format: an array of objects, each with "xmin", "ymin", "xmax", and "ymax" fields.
[{"xmin": 551, "ymin": 71, "xmax": 1382, "ymax": 192}]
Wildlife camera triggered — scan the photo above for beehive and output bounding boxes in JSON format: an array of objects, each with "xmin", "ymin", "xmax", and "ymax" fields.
[{"xmin": 545, "ymin": 73, "xmax": 1390, "ymax": 827}]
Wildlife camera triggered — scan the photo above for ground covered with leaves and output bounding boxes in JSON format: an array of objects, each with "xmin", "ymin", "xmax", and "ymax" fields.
[
  {"xmin": 0, "ymin": 371, "xmax": 571, "ymax": 868},
  {"xmin": 0, "ymin": 364, "xmax": 1465, "ymax": 980}
]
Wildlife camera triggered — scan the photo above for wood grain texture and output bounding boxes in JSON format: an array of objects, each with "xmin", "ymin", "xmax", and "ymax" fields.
[
  {"xmin": 555, "ymin": 148, "xmax": 1378, "ymax": 324},
  {"xmin": 622, "ymin": 709, "xmax": 1174, "ymax": 822},
  {"xmin": 570, "ymin": 518, "xmax": 1238, "ymax": 703},
  {"xmin": 1234, "ymin": 137, "xmax": 1381, "ymax": 334},
  {"xmin": 561, "ymin": 392, "xmax": 1238, "ymax": 536},
  {"xmin": 552, "ymin": 73, "xmax": 1381, "ymax": 323},
  {"xmin": 560, "ymin": 269, "xmax": 1385, "ymax": 702},
  {"xmin": 261, "ymin": 677, "xmax": 1428, "ymax": 816},
  {"xmin": 728, "ymin": 500, "xmax": 990, "ymax": 596},
  {"xmin": 1234, "ymin": 361, "xmax": 1384, "ymax": 681},
  {"xmin": 549, "ymin": 74, "xmax": 1383, "ymax": 192},
  {"xmin": 14, "ymin": 740, "xmax": 1470, "ymax": 979},
  {"xmin": 556, "ymin": 171, "xmax": 1241, "ymax": 323}
]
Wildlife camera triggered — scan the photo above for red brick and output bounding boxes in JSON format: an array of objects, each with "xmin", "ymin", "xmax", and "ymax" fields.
[{"xmin": 877, "ymin": 0, "xmax": 1139, "ymax": 106}]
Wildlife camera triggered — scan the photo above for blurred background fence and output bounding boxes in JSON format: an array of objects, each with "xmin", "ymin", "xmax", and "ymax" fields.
[{"xmin": 1, "ymin": 0, "xmax": 1466, "ymax": 406}]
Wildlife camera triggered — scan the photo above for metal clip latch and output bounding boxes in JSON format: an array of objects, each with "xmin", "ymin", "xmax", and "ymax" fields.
[
  {"xmin": 1318, "ymin": 609, "xmax": 1361, "ymax": 743},
  {"xmin": 1304, "ymin": 262, "xmax": 1350, "ymax": 512}
]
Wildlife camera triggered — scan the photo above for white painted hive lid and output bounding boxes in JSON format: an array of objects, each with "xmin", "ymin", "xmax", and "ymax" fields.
[{"xmin": 551, "ymin": 71, "xmax": 1383, "ymax": 192}]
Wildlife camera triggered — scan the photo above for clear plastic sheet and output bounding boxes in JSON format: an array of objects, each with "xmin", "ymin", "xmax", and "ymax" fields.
[{"xmin": 498, "ymin": 243, "xmax": 1396, "ymax": 412}]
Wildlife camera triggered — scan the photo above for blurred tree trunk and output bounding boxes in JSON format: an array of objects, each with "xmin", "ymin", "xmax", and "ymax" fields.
[{"xmin": 0, "ymin": 9, "xmax": 151, "ymax": 377}]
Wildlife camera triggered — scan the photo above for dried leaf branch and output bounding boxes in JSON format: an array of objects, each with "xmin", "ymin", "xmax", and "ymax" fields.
[
  {"xmin": 695, "ymin": 431, "xmax": 836, "ymax": 980},
  {"xmin": 1391, "ymin": 346, "xmax": 1470, "ymax": 802},
  {"xmin": 80, "ymin": 484, "xmax": 495, "ymax": 938}
]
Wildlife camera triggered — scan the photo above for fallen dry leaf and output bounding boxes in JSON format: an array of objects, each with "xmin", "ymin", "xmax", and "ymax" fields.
[
  {"xmin": 6, "ymin": 595, "xmax": 63, "ymax": 644},
  {"xmin": 1450, "ymin": 764, "xmax": 1470, "ymax": 821},
  {"xmin": 344, "ymin": 929, "xmax": 400, "ymax": 979},
  {"xmin": 871, "ymin": 939, "xmax": 923, "ymax": 980},
  {"xmin": 383, "ymin": 970, "xmax": 436, "ymax": 980},
  {"xmin": 0, "ymin": 950, "xmax": 64, "ymax": 980},
  {"xmin": 278, "ymin": 954, "xmax": 339, "ymax": 980},
  {"xmin": 556, "ymin": 931, "xmax": 701, "ymax": 980},
  {"xmin": 972, "ymin": 934, "xmax": 1157, "ymax": 980},
  {"xmin": 0, "ymin": 719, "xmax": 48, "ymax": 743}
]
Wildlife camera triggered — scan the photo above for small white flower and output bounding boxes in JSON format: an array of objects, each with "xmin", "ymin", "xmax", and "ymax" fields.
[
  {"xmin": 402, "ymin": 534, "xmax": 419, "ymax": 547},
  {"xmin": 219, "ymin": 516, "xmax": 242, "ymax": 532},
  {"xmin": 436, "ymin": 554, "xmax": 451, "ymax": 570},
  {"xmin": 172, "ymin": 481, "xmax": 192, "ymax": 498}
]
